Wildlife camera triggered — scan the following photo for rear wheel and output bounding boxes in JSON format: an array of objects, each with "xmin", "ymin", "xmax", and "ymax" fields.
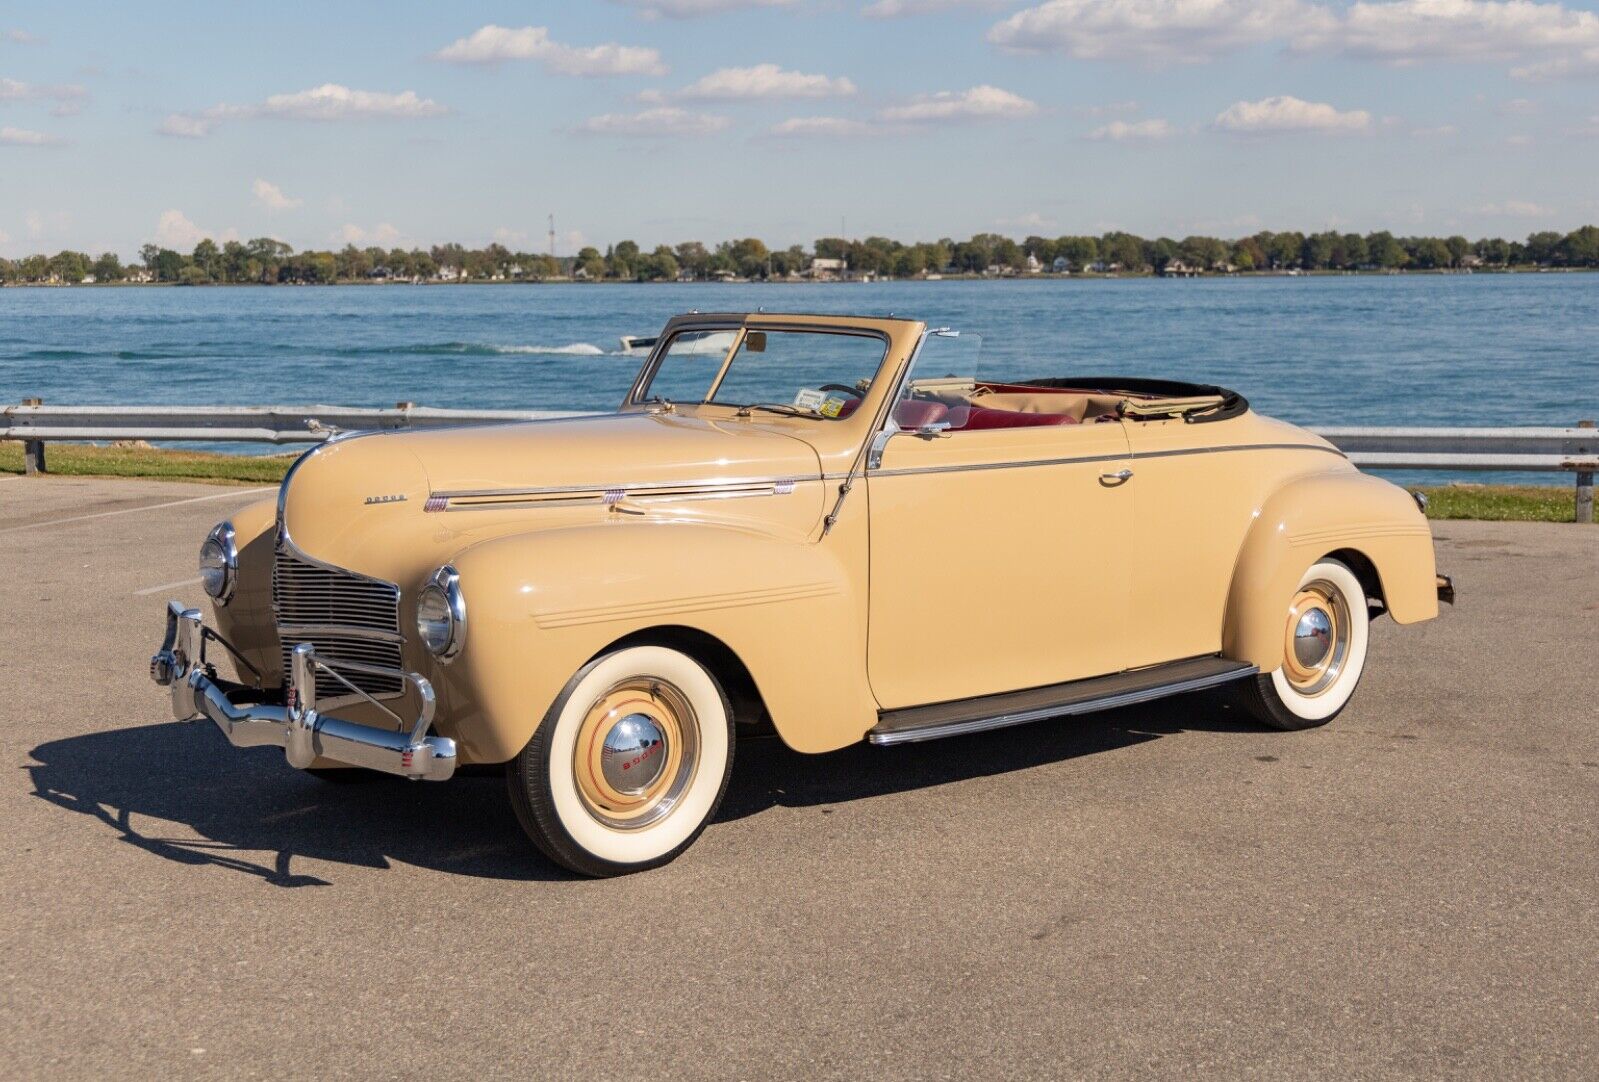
[
  {"xmin": 1231, "ymin": 558, "xmax": 1370, "ymax": 731},
  {"xmin": 507, "ymin": 645, "xmax": 734, "ymax": 877}
]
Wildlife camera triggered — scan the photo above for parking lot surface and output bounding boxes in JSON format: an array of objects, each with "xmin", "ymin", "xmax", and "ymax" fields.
[{"xmin": 3, "ymin": 475, "xmax": 1595, "ymax": 1079}]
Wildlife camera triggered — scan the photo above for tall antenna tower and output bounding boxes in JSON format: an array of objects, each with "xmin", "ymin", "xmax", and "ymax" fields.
[{"xmin": 548, "ymin": 214, "xmax": 556, "ymax": 258}]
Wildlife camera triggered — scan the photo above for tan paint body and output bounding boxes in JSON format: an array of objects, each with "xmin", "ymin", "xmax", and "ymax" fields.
[{"xmin": 212, "ymin": 312, "xmax": 1439, "ymax": 763}]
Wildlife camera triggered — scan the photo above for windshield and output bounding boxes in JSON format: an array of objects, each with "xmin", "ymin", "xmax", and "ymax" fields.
[{"xmin": 640, "ymin": 328, "xmax": 888, "ymax": 419}]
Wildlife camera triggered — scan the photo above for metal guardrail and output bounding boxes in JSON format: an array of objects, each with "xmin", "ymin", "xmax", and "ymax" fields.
[
  {"xmin": 5, "ymin": 401, "xmax": 1595, "ymax": 522},
  {"xmin": 2, "ymin": 401, "xmax": 583, "ymax": 445}
]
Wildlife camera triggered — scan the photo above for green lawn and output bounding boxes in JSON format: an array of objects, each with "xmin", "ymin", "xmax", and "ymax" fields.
[
  {"xmin": 1, "ymin": 441, "xmax": 291, "ymax": 485},
  {"xmin": 2, "ymin": 442, "xmax": 1590, "ymax": 522},
  {"xmin": 1411, "ymin": 483, "xmax": 1588, "ymax": 523}
]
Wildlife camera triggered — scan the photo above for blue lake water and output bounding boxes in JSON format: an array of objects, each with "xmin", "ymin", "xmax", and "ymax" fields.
[{"xmin": 2, "ymin": 277, "xmax": 1595, "ymax": 482}]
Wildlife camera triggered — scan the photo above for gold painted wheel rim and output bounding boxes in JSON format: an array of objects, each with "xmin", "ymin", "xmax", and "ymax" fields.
[
  {"xmin": 573, "ymin": 677, "xmax": 699, "ymax": 831},
  {"xmin": 1282, "ymin": 580, "xmax": 1351, "ymax": 697}
]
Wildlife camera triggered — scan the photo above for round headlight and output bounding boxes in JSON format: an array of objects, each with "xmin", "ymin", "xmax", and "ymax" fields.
[
  {"xmin": 199, "ymin": 522, "xmax": 238, "ymax": 603},
  {"xmin": 416, "ymin": 566, "xmax": 465, "ymax": 661}
]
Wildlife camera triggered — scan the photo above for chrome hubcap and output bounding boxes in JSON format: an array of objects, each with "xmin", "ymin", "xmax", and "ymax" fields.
[
  {"xmin": 600, "ymin": 713, "xmax": 668, "ymax": 794},
  {"xmin": 573, "ymin": 678, "xmax": 699, "ymax": 831},
  {"xmin": 1293, "ymin": 607, "xmax": 1334, "ymax": 669},
  {"xmin": 1282, "ymin": 581, "xmax": 1351, "ymax": 697}
]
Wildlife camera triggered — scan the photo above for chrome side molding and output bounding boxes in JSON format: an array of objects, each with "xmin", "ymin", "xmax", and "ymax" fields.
[{"xmin": 869, "ymin": 655, "xmax": 1258, "ymax": 746}]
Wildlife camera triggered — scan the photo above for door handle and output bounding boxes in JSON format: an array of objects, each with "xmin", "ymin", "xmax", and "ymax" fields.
[{"xmin": 1100, "ymin": 468, "xmax": 1133, "ymax": 484}]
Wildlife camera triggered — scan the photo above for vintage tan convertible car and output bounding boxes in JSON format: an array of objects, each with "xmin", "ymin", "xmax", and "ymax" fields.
[{"xmin": 151, "ymin": 312, "xmax": 1451, "ymax": 876}]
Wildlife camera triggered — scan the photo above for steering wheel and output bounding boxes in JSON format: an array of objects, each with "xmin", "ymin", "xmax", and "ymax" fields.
[{"xmin": 819, "ymin": 382, "xmax": 865, "ymax": 398}]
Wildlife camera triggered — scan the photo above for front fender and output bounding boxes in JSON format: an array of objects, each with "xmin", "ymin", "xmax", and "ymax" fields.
[
  {"xmin": 210, "ymin": 496, "xmax": 282, "ymax": 684},
  {"xmin": 442, "ymin": 520, "xmax": 873, "ymax": 761},
  {"xmin": 1223, "ymin": 469, "xmax": 1439, "ymax": 672}
]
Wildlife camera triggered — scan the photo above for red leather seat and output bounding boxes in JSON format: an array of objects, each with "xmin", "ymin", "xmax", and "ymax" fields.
[
  {"xmin": 951, "ymin": 405, "xmax": 1078, "ymax": 430},
  {"xmin": 892, "ymin": 399, "xmax": 949, "ymax": 428}
]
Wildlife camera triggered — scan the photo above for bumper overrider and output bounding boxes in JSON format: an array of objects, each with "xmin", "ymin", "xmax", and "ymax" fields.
[{"xmin": 150, "ymin": 601, "xmax": 457, "ymax": 781}]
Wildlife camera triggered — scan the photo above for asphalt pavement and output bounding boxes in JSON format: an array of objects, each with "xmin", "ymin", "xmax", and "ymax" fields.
[{"xmin": 2, "ymin": 475, "xmax": 1595, "ymax": 1079}]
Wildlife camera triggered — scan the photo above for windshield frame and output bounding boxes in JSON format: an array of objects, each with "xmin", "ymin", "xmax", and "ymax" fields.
[{"xmin": 626, "ymin": 321, "xmax": 894, "ymax": 420}]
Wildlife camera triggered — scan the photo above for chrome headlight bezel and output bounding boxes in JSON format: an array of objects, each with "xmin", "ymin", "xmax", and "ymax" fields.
[
  {"xmin": 416, "ymin": 565, "xmax": 466, "ymax": 662},
  {"xmin": 199, "ymin": 521, "xmax": 238, "ymax": 604}
]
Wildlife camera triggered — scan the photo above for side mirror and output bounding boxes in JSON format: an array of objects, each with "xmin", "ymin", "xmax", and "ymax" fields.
[{"xmin": 744, "ymin": 331, "xmax": 766, "ymax": 353}]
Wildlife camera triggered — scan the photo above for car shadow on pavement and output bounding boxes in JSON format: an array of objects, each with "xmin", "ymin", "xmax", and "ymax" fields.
[
  {"xmin": 26, "ymin": 720, "xmax": 565, "ymax": 886},
  {"xmin": 27, "ymin": 695, "xmax": 1255, "ymax": 886},
  {"xmin": 715, "ymin": 693, "xmax": 1257, "ymax": 823}
]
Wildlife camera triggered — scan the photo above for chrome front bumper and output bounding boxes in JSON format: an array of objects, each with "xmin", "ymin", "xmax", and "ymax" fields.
[{"xmin": 150, "ymin": 601, "xmax": 457, "ymax": 781}]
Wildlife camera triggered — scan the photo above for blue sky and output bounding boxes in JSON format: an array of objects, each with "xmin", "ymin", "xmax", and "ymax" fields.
[{"xmin": 3, "ymin": 0, "xmax": 1598, "ymax": 258}]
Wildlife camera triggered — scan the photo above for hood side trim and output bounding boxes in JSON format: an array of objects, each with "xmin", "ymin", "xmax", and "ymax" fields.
[{"xmin": 430, "ymin": 474, "xmax": 839, "ymax": 511}]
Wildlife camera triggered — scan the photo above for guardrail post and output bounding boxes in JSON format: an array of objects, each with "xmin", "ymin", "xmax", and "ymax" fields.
[
  {"xmin": 1577, "ymin": 420, "xmax": 1595, "ymax": 525},
  {"xmin": 19, "ymin": 397, "xmax": 46, "ymax": 475}
]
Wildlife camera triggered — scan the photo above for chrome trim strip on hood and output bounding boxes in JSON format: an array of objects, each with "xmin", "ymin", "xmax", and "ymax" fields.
[{"xmin": 427, "ymin": 474, "xmax": 840, "ymax": 511}]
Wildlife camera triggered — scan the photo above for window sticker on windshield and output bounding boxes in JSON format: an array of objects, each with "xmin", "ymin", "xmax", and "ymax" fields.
[
  {"xmin": 819, "ymin": 397, "xmax": 846, "ymax": 418},
  {"xmin": 793, "ymin": 388, "xmax": 826, "ymax": 411}
]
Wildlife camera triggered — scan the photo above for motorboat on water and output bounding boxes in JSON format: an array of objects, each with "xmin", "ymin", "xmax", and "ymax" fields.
[{"xmin": 619, "ymin": 334, "xmax": 658, "ymax": 356}]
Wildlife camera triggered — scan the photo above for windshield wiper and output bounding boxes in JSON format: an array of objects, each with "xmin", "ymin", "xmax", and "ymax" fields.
[{"xmin": 734, "ymin": 403, "xmax": 821, "ymax": 419}]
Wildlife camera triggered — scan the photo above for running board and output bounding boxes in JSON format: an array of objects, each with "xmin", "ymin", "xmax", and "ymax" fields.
[{"xmin": 868, "ymin": 656, "xmax": 1257, "ymax": 746}]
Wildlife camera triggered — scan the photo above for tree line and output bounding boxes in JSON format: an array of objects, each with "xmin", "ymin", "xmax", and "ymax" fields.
[{"xmin": 3, "ymin": 226, "xmax": 1598, "ymax": 285}]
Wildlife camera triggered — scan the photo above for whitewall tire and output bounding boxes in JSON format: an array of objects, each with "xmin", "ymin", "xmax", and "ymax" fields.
[
  {"xmin": 507, "ymin": 645, "xmax": 734, "ymax": 877},
  {"xmin": 1231, "ymin": 558, "xmax": 1370, "ymax": 731}
]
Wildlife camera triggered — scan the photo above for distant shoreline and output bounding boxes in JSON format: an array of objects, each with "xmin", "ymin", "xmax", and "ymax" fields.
[{"xmin": 4, "ymin": 266, "xmax": 1597, "ymax": 289}]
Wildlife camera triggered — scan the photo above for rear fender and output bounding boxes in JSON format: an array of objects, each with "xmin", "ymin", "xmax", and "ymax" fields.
[{"xmin": 1223, "ymin": 470, "xmax": 1439, "ymax": 672}]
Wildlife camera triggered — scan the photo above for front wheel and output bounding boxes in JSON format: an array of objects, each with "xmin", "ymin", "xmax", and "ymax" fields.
[
  {"xmin": 507, "ymin": 645, "xmax": 735, "ymax": 877},
  {"xmin": 1230, "ymin": 558, "xmax": 1370, "ymax": 731}
]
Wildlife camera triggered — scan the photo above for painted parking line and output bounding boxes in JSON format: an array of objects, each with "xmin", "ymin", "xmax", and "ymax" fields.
[
  {"xmin": 134, "ymin": 576, "xmax": 205, "ymax": 597},
  {"xmin": 0, "ymin": 486, "xmax": 274, "ymax": 536}
]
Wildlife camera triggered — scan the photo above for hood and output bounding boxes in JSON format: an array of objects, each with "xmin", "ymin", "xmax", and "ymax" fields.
[
  {"xmin": 396, "ymin": 411, "xmax": 822, "ymax": 494},
  {"xmin": 278, "ymin": 412, "xmax": 826, "ymax": 583}
]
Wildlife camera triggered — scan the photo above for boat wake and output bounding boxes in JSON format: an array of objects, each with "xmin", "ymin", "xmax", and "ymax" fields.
[{"xmin": 334, "ymin": 341, "xmax": 622, "ymax": 357}]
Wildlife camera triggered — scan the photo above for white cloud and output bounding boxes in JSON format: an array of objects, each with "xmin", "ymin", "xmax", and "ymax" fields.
[
  {"xmin": 997, "ymin": 210, "xmax": 1057, "ymax": 228},
  {"xmin": 493, "ymin": 226, "xmax": 529, "ymax": 245},
  {"xmin": 576, "ymin": 106, "xmax": 731, "ymax": 136},
  {"xmin": 1498, "ymin": 97, "xmax": 1539, "ymax": 115},
  {"xmin": 255, "ymin": 84, "xmax": 447, "ymax": 121},
  {"xmin": 990, "ymin": 0, "xmax": 1320, "ymax": 64},
  {"xmin": 0, "ymin": 125, "xmax": 65, "ymax": 146},
  {"xmin": 0, "ymin": 76, "xmax": 88, "ymax": 104},
  {"xmin": 864, "ymin": 0, "xmax": 1009, "ymax": 16},
  {"xmin": 611, "ymin": 0, "xmax": 800, "ymax": 17},
  {"xmin": 155, "ymin": 210, "xmax": 208, "ymax": 248},
  {"xmin": 1410, "ymin": 123, "xmax": 1460, "ymax": 137},
  {"xmin": 160, "ymin": 84, "xmax": 447, "ymax": 138},
  {"xmin": 1475, "ymin": 199, "xmax": 1553, "ymax": 216},
  {"xmin": 989, "ymin": 0, "xmax": 1599, "ymax": 78},
  {"xmin": 769, "ymin": 115, "xmax": 879, "ymax": 136},
  {"xmin": 158, "ymin": 114, "xmax": 211, "ymax": 138},
  {"xmin": 675, "ymin": 64, "xmax": 856, "ymax": 100},
  {"xmin": 2, "ymin": 29, "xmax": 42, "ymax": 44},
  {"xmin": 1087, "ymin": 117, "xmax": 1175, "ymax": 140},
  {"xmin": 434, "ymin": 24, "xmax": 667, "ymax": 75},
  {"xmin": 1293, "ymin": 0, "xmax": 1599, "ymax": 79},
  {"xmin": 1214, "ymin": 95, "xmax": 1372, "ymax": 133},
  {"xmin": 337, "ymin": 222, "xmax": 404, "ymax": 246},
  {"xmin": 879, "ymin": 84, "xmax": 1038, "ymax": 121},
  {"xmin": 252, "ymin": 179, "xmax": 302, "ymax": 211}
]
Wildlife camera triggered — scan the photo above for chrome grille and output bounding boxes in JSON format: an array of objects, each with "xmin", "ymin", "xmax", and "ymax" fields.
[{"xmin": 273, "ymin": 542, "xmax": 404, "ymax": 698}]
